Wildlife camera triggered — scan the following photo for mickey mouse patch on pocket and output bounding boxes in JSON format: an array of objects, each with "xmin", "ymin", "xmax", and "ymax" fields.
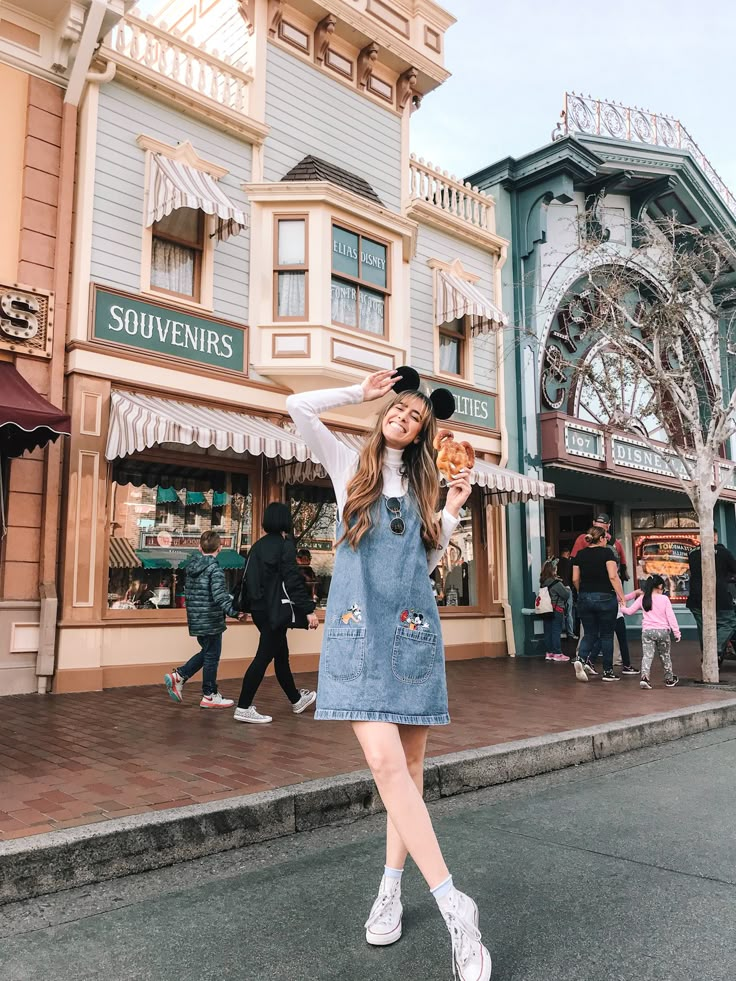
[{"xmin": 400, "ymin": 609, "xmax": 428, "ymax": 630}]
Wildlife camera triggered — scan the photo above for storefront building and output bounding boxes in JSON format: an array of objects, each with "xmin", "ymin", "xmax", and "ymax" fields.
[
  {"xmin": 470, "ymin": 95, "xmax": 736, "ymax": 654},
  {"xmin": 0, "ymin": 1, "xmax": 130, "ymax": 694},
  {"xmin": 50, "ymin": 0, "xmax": 547, "ymax": 693}
]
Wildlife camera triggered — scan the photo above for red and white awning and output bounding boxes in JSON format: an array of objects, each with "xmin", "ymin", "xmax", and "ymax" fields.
[
  {"xmin": 146, "ymin": 154, "xmax": 247, "ymax": 242},
  {"xmin": 279, "ymin": 431, "xmax": 554, "ymax": 504},
  {"xmin": 106, "ymin": 391, "xmax": 311, "ymax": 463},
  {"xmin": 435, "ymin": 269, "xmax": 508, "ymax": 336}
]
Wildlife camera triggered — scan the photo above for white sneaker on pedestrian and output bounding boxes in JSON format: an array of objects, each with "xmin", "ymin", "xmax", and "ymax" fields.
[
  {"xmin": 164, "ymin": 669, "xmax": 184, "ymax": 703},
  {"xmin": 573, "ymin": 659, "xmax": 589, "ymax": 682},
  {"xmin": 233, "ymin": 705, "xmax": 272, "ymax": 723},
  {"xmin": 440, "ymin": 889, "xmax": 492, "ymax": 981},
  {"xmin": 292, "ymin": 689, "xmax": 317, "ymax": 714},
  {"xmin": 199, "ymin": 692, "xmax": 235, "ymax": 709},
  {"xmin": 365, "ymin": 875, "xmax": 403, "ymax": 946}
]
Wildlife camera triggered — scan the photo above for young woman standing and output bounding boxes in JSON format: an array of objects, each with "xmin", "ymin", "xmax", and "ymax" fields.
[
  {"xmin": 571, "ymin": 526, "xmax": 627, "ymax": 682},
  {"xmin": 288, "ymin": 369, "xmax": 492, "ymax": 981}
]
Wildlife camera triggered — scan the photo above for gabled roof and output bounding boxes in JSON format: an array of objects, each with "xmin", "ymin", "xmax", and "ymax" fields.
[{"xmin": 281, "ymin": 155, "xmax": 383, "ymax": 206}]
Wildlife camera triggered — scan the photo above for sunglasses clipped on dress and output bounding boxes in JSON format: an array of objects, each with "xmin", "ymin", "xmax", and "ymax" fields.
[{"xmin": 385, "ymin": 497, "xmax": 405, "ymax": 536}]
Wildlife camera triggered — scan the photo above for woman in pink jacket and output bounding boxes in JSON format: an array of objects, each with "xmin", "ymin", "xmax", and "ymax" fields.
[{"xmin": 620, "ymin": 575, "xmax": 681, "ymax": 689}]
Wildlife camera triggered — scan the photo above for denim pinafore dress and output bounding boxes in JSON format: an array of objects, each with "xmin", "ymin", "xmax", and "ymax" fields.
[{"xmin": 315, "ymin": 493, "xmax": 450, "ymax": 726}]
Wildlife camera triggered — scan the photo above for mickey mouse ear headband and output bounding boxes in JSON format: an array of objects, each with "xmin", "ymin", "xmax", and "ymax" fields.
[{"xmin": 392, "ymin": 365, "xmax": 455, "ymax": 420}]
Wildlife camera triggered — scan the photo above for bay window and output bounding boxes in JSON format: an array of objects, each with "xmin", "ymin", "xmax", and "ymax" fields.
[
  {"xmin": 274, "ymin": 215, "xmax": 308, "ymax": 319},
  {"xmin": 331, "ymin": 224, "xmax": 389, "ymax": 335}
]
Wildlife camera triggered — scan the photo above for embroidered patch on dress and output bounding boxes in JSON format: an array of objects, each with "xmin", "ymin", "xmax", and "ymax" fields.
[
  {"xmin": 400, "ymin": 609, "xmax": 428, "ymax": 630},
  {"xmin": 335, "ymin": 604, "xmax": 363, "ymax": 625}
]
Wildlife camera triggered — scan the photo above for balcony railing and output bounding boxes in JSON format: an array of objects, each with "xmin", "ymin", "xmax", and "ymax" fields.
[
  {"xmin": 554, "ymin": 92, "xmax": 736, "ymax": 216},
  {"xmin": 408, "ymin": 154, "xmax": 495, "ymax": 233},
  {"xmin": 106, "ymin": 14, "xmax": 252, "ymax": 116}
]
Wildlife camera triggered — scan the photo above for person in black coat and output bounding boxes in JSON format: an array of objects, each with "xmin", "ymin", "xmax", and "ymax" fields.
[{"xmin": 234, "ymin": 503, "xmax": 319, "ymax": 724}]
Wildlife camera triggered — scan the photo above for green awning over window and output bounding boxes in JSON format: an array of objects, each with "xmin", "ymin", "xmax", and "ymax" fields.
[
  {"xmin": 156, "ymin": 486, "xmax": 180, "ymax": 504},
  {"xmin": 139, "ymin": 555, "xmax": 172, "ymax": 569},
  {"xmin": 217, "ymin": 549, "xmax": 245, "ymax": 569},
  {"xmin": 212, "ymin": 491, "xmax": 229, "ymax": 507},
  {"xmin": 185, "ymin": 490, "xmax": 206, "ymax": 505}
]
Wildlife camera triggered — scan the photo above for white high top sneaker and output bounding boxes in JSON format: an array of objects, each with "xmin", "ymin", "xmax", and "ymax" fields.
[
  {"xmin": 440, "ymin": 888, "xmax": 492, "ymax": 981},
  {"xmin": 365, "ymin": 875, "xmax": 403, "ymax": 946}
]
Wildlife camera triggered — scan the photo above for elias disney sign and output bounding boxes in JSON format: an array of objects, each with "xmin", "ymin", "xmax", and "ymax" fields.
[{"xmin": 92, "ymin": 287, "xmax": 246, "ymax": 372}]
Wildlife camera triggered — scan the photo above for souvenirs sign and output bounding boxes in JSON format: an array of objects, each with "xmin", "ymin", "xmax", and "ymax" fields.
[{"xmin": 93, "ymin": 287, "xmax": 246, "ymax": 372}]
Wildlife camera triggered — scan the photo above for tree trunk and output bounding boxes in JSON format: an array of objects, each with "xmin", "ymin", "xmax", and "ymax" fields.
[{"xmin": 696, "ymin": 506, "xmax": 719, "ymax": 684}]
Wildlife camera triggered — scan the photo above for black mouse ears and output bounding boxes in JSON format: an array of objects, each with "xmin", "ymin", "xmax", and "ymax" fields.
[{"xmin": 392, "ymin": 365, "xmax": 455, "ymax": 420}]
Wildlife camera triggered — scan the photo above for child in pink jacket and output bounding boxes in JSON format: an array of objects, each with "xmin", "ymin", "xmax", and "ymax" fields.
[{"xmin": 620, "ymin": 575, "xmax": 681, "ymax": 689}]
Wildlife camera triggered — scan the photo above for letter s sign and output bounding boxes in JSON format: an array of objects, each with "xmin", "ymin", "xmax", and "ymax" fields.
[{"xmin": 0, "ymin": 290, "xmax": 40, "ymax": 340}]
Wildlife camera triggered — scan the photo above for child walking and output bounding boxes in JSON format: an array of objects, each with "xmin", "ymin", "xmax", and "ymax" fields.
[
  {"xmin": 164, "ymin": 530, "xmax": 240, "ymax": 708},
  {"xmin": 540, "ymin": 559, "xmax": 571, "ymax": 662},
  {"xmin": 620, "ymin": 574, "xmax": 681, "ymax": 689},
  {"xmin": 288, "ymin": 368, "xmax": 492, "ymax": 981}
]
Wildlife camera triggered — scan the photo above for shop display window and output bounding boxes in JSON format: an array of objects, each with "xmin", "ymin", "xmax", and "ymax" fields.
[
  {"xmin": 431, "ymin": 487, "xmax": 479, "ymax": 608},
  {"xmin": 107, "ymin": 459, "xmax": 252, "ymax": 612},
  {"xmin": 287, "ymin": 482, "xmax": 338, "ymax": 608},
  {"xmin": 631, "ymin": 509, "xmax": 698, "ymax": 529},
  {"xmin": 285, "ymin": 482, "xmax": 482, "ymax": 611}
]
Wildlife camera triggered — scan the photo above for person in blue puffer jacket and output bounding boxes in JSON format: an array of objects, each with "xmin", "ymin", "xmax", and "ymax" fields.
[{"xmin": 164, "ymin": 530, "xmax": 241, "ymax": 709}]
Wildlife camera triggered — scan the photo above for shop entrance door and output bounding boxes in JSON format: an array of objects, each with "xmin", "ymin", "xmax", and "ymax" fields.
[{"xmin": 544, "ymin": 500, "xmax": 597, "ymax": 558}]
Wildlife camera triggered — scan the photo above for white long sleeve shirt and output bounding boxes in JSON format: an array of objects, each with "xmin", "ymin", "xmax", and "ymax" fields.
[{"xmin": 286, "ymin": 384, "xmax": 459, "ymax": 573}]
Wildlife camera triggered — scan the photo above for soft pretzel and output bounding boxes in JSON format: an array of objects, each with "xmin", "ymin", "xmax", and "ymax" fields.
[{"xmin": 433, "ymin": 430, "xmax": 475, "ymax": 480}]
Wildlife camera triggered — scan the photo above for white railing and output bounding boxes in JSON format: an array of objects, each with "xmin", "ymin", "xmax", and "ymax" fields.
[
  {"xmin": 408, "ymin": 154, "xmax": 495, "ymax": 233},
  {"xmin": 554, "ymin": 92, "xmax": 736, "ymax": 216},
  {"xmin": 108, "ymin": 14, "xmax": 252, "ymax": 115}
]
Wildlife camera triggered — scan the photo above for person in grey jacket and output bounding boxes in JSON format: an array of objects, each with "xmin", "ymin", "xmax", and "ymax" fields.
[
  {"xmin": 540, "ymin": 559, "xmax": 571, "ymax": 662},
  {"xmin": 164, "ymin": 530, "xmax": 241, "ymax": 709}
]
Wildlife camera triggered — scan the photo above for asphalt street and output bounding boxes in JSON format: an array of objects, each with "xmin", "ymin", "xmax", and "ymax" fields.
[{"xmin": 2, "ymin": 727, "xmax": 736, "ymax": 981}]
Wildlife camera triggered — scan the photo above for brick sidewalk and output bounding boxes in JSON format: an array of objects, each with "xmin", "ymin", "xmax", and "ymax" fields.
[{"xmin": 2, "ymin": 641, "xmax": 734, "ymax": 842}]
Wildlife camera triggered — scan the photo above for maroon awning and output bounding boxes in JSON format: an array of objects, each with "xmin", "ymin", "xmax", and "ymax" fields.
[{"xmin": 0, "ymin": 363, "xmax": 71, "ymax": 458}]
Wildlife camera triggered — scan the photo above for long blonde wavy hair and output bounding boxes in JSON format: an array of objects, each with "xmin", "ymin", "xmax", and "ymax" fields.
[{"xmin": 340, "ymin": 391, "xmax": 441, "ymax": 551}]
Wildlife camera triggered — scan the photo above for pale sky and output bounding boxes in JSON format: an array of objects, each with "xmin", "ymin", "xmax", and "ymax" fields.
[{"xmin": 411, "ymin": 0, "xmax": 736, "ymax": 192}]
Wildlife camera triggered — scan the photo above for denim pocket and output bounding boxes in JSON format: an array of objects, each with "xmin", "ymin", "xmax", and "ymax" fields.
[
  {"xmin": 324, "ymin": 626, "xmax": 366, "ymax": 681},
  {"xmin": 391, "ymin": 626, "xmax": 438, "ymax": 684}
]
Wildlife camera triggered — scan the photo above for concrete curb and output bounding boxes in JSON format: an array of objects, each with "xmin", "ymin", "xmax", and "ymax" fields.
[{"xmin": 2, "ymin": 698, "xmax": 735, "ymax": 906}]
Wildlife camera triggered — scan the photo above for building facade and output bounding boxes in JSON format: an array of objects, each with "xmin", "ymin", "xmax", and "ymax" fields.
[
  {"xmin": 470, "ymin": 96, "xmax": 736, "ymax": 655},
  {"xmin": 44, "ymin": 0, "xmax": 546, "ymax": 694},
  {"xmin": 0, "ymin": 0, "xmax": 131, "ymax": 694}
]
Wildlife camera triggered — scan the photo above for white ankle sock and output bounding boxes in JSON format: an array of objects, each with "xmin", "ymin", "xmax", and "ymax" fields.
[
  {"xmin": 384, "ymin": 865, "xmax": 403, "ymax": 881},
  {"xmin": 431, "ymin": 874, "xmax": 454, "ymax": 907}
]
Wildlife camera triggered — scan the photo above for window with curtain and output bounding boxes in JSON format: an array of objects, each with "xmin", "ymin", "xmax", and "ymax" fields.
[
  {"xmin": 331, "ymin": 224, "xmax": 389, "ymax": 336},
  {"xmin": 438, "ymin": 318, "xmax": 466, "ymax": 376},
  {"xmin": 274, "ymin": 216, "xmax": 308, "ymax": 319},
  {"xmin": 151, "ymin": 207, "xmax": 204, "ymax": 301},
  {"xmin": 107, "ymin": 462, "xmax": 251, "ymax": 614}
]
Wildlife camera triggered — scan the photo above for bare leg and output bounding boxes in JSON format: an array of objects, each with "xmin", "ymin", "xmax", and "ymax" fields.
[
  {"xmin": 353, "ymin": 721, "xmax": 448, "ymax": 889},
  {"xmin": 385, "ymin": 725, "xmax": 429, "ymax": 870}
]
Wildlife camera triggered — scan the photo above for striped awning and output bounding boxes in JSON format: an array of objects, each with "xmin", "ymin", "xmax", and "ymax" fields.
[
  {"xmin": 106, "ymin": 391, "xmax": 314, "ymax": 464},
  {"xmin": 109, "ymin": 537, "xmax": 142, "ymax": 569},
  {"xmin": 435, "ymin": 269, "xmax": 508, "ymax": 336},
  {"xmin": 147, "ymin": 154, "xmax": 247, "ymax": 242},
  {"xmin": 472, "ymin": 458, "xmax": 556, "ymax": 504},
  {"xmin": 279, "ymin": 431, "xmax": 555, "ymax": 504}
]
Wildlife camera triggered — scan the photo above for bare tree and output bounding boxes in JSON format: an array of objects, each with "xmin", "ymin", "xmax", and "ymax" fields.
[{"xmin": 552, "ymin": 214, "xmax": 736, "ymax": 681}]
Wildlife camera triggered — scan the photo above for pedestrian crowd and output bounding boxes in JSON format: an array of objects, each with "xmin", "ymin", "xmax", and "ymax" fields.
[{"xmin": 538, "ymin": 513, "xmax": 736, "ymax": 689}]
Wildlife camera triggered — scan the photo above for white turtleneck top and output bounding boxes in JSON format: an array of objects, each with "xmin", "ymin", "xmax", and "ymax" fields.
[{"xmin": 286, "ymin": 384, "xmax": 459, "ymax": 573}]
